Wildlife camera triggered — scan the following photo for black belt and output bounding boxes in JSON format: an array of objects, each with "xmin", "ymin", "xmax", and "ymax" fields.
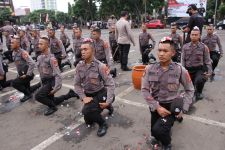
[
  {"xmin": 41, "ymin": 77, "xmax": 54, "ymax": 84},
  {"xmin": 186, "ymin": 66, "xmax": 203, "ymax": 72},
  {"xmin": 85, "ymin": 88, "xmax": 106, "ymax": 97}
]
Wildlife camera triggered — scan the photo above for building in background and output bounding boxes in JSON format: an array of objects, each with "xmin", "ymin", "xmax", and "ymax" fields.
[
  {"xmin": 30, "ymin": 0, "xmax": 57, "ymax": 11},
  {"xmin": 0, "ymin": 0, "xmax": 14, "ymax": 11}
]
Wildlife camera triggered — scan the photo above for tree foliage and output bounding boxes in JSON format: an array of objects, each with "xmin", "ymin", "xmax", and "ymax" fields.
[{"xmin": 0, "ymin": 8, "xmax": 12, "ymax": 24}]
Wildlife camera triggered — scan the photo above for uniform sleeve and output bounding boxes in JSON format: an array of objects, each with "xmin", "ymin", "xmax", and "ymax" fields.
[
  {"xmin": 25, "ymin": 39, "xmax": 30, "ymax": 52},
  {"xmin": 115, "ymin": 25, "xmax": 118, "ymax": 42},
  {"xmin": 74, "ymin": 67, "xmax": 86, "ymax": 100},
  {"xmin": 99, "ymin": 64, "xmax": 115, "ymax": 104},
  {"xmin": 148, "ymin": 33, "xmax": 156, "ymax": 47},
  {"xmin": 50, "ymin": 57, "xmax": 62, "ymax": 92},
  {"xmin": 66, "ymin": 34, "xmax": 70, "ymax": 45},
  {"xmin": 125, "ymin": 22, "xmax": 135, "ymax": 45},
  {"xmin": 181, "ymin": 46, "xmax": 186, "ymax": 67},
  {"xmin": 203, "ymin": 45, "xmax": 212, "ymax": 75},
  {"xmin": 0, "ymin": 56, "xmax": 5, "ymax": 76},
  {"xmin": 178, "ymin": 34, "xmax": 183, "ymax": 48},
  {"xmin": 141, "ymin": 65, "xmax": 160, "ymax": 111},
  {"xmin": 104, "ymin": 41, "xmax": 113, "ymax": 67},
  {"xmin": 22, "ymin": 51, "xmax": 35, "ymax": 76},
  {"xmin": 187, "ymin": 16, "xmax": 194, "ymax": 30},
  {"xmin": 216, "ymin": 35, "xmax": 223, "ymax": 55},
  {"xmin": 180, "ymin": 66, "xmax": 194, "ymax": 111},
  {"xmin": 58, "ymin": 40, "xmax": 66, "ymax": 57}
]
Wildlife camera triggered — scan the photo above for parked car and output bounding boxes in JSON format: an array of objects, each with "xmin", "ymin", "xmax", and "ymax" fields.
[
  {"xmin": 145, "ymin": 19, "xmax": 164, "ymax": 29},
  {"xmin": 175, "ymin": 17, "xmax": 189, "ymax": 29},
  {"xmin": 35, "ymin": 24, "xmax": 45, "ymax": 30},
  {"xmin": 216, "ymin": 21, "xmax": 225, "ymax": 30}
]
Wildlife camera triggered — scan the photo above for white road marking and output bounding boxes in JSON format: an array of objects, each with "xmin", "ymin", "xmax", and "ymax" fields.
[
  {"xmin": 30, "ymin": 118, "xmax": 84, "ymax": 150},
  {"xmin": 28, "ymin": 84, "xmax": 225, "ymax": 150}
]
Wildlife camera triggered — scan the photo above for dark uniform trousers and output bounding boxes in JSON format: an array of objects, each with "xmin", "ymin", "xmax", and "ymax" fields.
[
  {"xmin": 186, "ymin": 66, "xmax": 206, "ymax": 94},
  {"xmin": 82, "ymin": 88, "xmax": 114, "ymax": 126},
  {"xmin": 12, "ymin": 75, "xmax": 34, "ymax": 96},
  {"xmin": 4, "ymin": 46, "xmax": 13, "ymax": 62},
  {"xmin": 0, "ymin": 74, "xmax": 11, "ymax": 88},
  {"xmin": 35, "ymin": 77, "xmax": 69, "ymax": 108},
  {"xmin": 118, "ymin": 44, "xmax": 130, "ymax": 69},
  {"xmin": 210, "ymin": 51, "xmax": 220, "ymax": 71},
  {"xmin": 141, "ymin": 45, "xmax": 150, "ymax": 64},
  {"xmin": 111, "ymin": 42, "xmax": 119, "ymax": 62},
  {"xmin": 150, "ymin": 103, "xmax": 175, "ymax": 146}
]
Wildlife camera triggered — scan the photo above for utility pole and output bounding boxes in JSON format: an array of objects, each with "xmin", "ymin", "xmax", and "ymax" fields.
[
  {"xmin": 214, "ymin": 0, "xmax": 218, "ymax": 26},
  {"xmin": 144, "ymin": 0, "xmax": 147, "ymax": 22}
]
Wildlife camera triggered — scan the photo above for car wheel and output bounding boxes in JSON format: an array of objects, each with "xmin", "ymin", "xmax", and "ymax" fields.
[
  {"xmin": 218, "ymin": 26, "xmax": 223, "ymax": 30},
  {"xmin": 157, "ymin": 26, "xmax": 160, "ymax": 29}
]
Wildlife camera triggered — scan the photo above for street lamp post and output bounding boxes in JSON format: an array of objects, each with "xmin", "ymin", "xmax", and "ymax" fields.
[{"xmin": 144, "ymin": 0, "xmax": 147, "ymax": 22}]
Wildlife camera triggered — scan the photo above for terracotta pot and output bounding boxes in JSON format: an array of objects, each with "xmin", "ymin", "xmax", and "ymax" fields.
[{"xmin": 132, "ymin": 65, "xmax": 146, "ymax": 90}]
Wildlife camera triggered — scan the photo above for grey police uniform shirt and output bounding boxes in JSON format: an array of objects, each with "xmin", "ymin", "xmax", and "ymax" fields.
[
  {"xmin": 115, "ymin": 18, "xmax": 135, "ymax": 45},
  {"xmin": 60, "ymin": 32, "xmax": 70, "ymax": 45},
  {"xmin": 139, "ymin": 32, "xmax": 155, "ymax": 47},
  {"xmin": 74, "ymin": 58, "xmax": 115, "ymax": 104},
  {"xmin": 72, "ymin": 37, "xmax": 84, "ymax": 56},
  {"xmin": 20, "ymin": 36, "xmax": 30, "ymax": 52},
  {"xmin": 93, "ymin": 39, "xmax": 112, "ymax": 67},
  {"xmin": 0, "ymin": 25, "xmax": 15, "ymax": 35},
  {"xmin": 181, "ymin": 42, "xmax": 212, "ymax": 74},
  {"xmin": 169, "ymin": 33, "xmax": 183, "ymax": 50},
  {"xmin": 37, "ymin": 52, "xmax": 62, "ymax": 92},
  {"xmin": 13, "ymin": 48, "xmax": 35, "ymax": 76},
  {"xmin": 31, "ymin": 36, "xmax": 40, "ymax": 52},
  {"xmin": 202, "ymin": 34, "xmax": 223, "ymax": 55},
  {"xmin": 49, "ymin": 37, "xmax": 66, "ymax": 56},
  {"xmin": 141, "ymin": 62, "xmax": 194, "ymax": 112},
  {"xmin": 0, "ymin": 55, "xmax": 4, "ymax": 76}
]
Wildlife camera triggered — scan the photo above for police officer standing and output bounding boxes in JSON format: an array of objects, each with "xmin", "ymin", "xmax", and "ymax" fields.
[
  {"xmin": 30, "ymin": 29, "xmax": 41, "ymax": 60},
  {"xmin": 107, "ymin": 15, "xmax": 117, "ymax": 30},
  {"xmin": 115, "ymin": 11, "xmax": 135, "ymax": 71},
  {"xmin": 169, "ymin": 23, "xmax": 183, "ymax": 62},
  {"xmin": 109, "ymin": 25, "xmax": 119, "ymax": 62},
  {"xmin": 0, "ymin": 21, "xmax": 15, "ymax": 36},
  {"xmin": 49, "ymin": 28, "xmax": 66, "ymax": 71},
  {"xmin": 35, "ymin": 36, "xmax": 78, "ymax": 116},
  {"xmin": 60, "ymin": 25, "xmax": 70, "ymax": 50},
  {"xmin": 11, "ymin": 37, "xmax": 35, "ymax": 102},
  {"xmin": 202, "ymin": 24, "xmax": 223, "ymax": 79},
  {"xmin": 3, "ymin": 30, "xmax": 13, "ymax": 62},
  {"xmin": 182, "ymin": 27, "xmax": 212, "ymax": 100},
  {"xmin": 139, "ymin": 24, "xmax": 156, "ymax": 65},
  {"xmin": 183, "ymin": 4, "xmax": 205, "ymax": 43},
  {"xmin": 19, "ymin": 29, "xmax": 30, "ymax": 53},
  {"xmin": 74, "ymin": 38, "xmax": 115, "ymax": 137},
  {"xmin": 142, "ymin": 37, "xmax": 194, "ymax": 150},
  {"xmin": 92, "ymin": 28, "xmax": 112, "ymax": 67},
  {"xmin": 73, "ymin": 27, "xmax": 84, "ymax": 66}
]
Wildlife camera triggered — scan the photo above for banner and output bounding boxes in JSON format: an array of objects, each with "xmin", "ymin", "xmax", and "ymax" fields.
[{"xmin": 168, "ymin": 0, "xmax": 207, "ymax": 17}]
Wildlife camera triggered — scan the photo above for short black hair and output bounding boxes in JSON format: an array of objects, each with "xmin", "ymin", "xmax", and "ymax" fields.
[
  {"xmin": 92, "ymin": 28, "xmax": 101, "ymax": 34},
  {"xmin": 121, "ymin": 11, "xmax": 128, "ymax": 17},
  {"xmin": 159, "ymin": 37, "xmax": 175, "ymax": 50},
  {"xmin": 189, "ymin": 4, "xmax": 197, "ymax": 11},
  {"xmin": 76, "ymin": 27, "xmax": 82, "ymax": 32}
]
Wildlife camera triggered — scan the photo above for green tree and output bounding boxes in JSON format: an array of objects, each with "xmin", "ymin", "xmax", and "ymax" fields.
[
  {"xmin": 56, "ymin": 11, "xmax": 70, "ymax": 24},
  {"xmin": 219, "ymin": 3, "xmax": 225, "ymax": 18},
  {"xmin": 0, "ymin": 8, "xmax": 12, "ymax": 24}
]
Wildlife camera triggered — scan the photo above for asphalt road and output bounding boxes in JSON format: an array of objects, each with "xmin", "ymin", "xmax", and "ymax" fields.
[{"xmin": 0, "ymin": 28, "xmax": 225, "ymax": 150}]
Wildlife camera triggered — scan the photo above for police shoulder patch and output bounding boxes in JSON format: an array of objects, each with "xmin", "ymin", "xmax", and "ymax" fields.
[
  {"xmin": 102, "ymin": 64, "xmax": 110, "ymax": 75},
  {"xmin": 103, "ymin": 41, "xmax": 109, "ymax": 49},
  {"xmin": 22, "ymin": 51, "xmax": 29, "ymax": 59},
  {"xmin": 51, "ymin": 58, "xmax": 58, "ymax": 67}
]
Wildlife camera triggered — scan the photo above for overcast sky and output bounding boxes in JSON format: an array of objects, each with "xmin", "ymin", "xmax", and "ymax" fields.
[{"xmin": 13, "ymin": 0, "xmax": 75, "ymax": 12}]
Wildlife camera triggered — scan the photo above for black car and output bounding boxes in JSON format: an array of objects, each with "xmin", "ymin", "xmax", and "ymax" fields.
[
  {"xmin": 175, "ymin": 17, "xmax": 189, "ymax": 29},
  {"xmin": 216, "ymin": 21, "xmax": 225, "ymax": 30}
]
